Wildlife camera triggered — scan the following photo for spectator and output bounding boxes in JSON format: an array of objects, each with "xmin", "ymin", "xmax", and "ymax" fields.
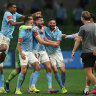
[
  {"xmin": 17, "ymin": 2, "xmax": 25, "ymax": 14},
  {"xmin": 56, "ymin": 3, "xmax": 67, "ymax": 25},
  {"xmin": 30, "ymin": 0, "xmax": 41, "ymax": 14},
  {"xmin": 80, "ymin": 0, "xmax": 89, "ymax": 9},
  {"xmin": 44, "ymin": 0, "xmax": 55, "ymax": 16},
  {"xmin": 73, "ymin": 4, "xmax": 83, "ymax": 25}
]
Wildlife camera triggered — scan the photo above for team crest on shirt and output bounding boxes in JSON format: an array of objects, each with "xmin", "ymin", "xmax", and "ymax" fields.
[
  {"xmin": 54, "ymin": 36, "xmax": 56, "ymax": 38},
  {"xmin": 13, "ymin": 16, "xmax": 16, "ymax": 19}
]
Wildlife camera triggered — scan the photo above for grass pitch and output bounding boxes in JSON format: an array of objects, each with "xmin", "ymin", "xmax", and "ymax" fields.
[{"xmin": 1, "ymin": 69, "xmax": 95, "ymax": 96}]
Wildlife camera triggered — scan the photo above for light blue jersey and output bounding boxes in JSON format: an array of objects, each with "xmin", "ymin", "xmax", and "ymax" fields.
[
  {"xmin": 33, "ymin": 27, "xmax": 46, "ymax": 51},
  {"xmin": 0, "ymin": 11, "xmax": 22, "ymax": 38},
  {"xmin": 67, "ymin": 32, "xmax": 79, "ymax": 39},
  {"xmin": 18, "ymin": 29, "xmax": 33, "ymax": 52},
  {"xmin": 45, "ymin": 27, "xmax": 62, "ymax": 54}
]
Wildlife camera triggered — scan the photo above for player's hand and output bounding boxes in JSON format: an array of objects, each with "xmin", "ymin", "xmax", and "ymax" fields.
[
  {"xmin": 62, "ymin": 34, "xmax": 68, "ymax": 38},
  {"xmin": 20, "ymin": 52, "xmax": 26, "ymax": 60},
  {"xmin": 93, "ymin": 49, "xmax": 96, "ymax": 56},
  {"xmin": 39, "ymin": 27, "xmax": 44, "ymax": 34},
  {"xmin": 52, "ymin": 43, "xmax": 58, "ymax": 48},
  {"xmin": 74, "ymin": 37, "xmax": 78, "ymax": 41},
  {"xmin": 44, "ymin": 37, "xmax": 48, "ymax": 41},
  {"xmin": 72, "ymin": 34, "xmax": 78, "ymax": 38},
  {"xmin": 32, "ymin": 11, "xmax": 41, "ymax": 17},
  {"xmin": 71, "ymin": 52, "xmax": 75, "ymax": 59}
]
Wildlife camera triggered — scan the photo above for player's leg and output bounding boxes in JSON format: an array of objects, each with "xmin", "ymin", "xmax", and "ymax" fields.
[
  {"xmin": 49, "ymin": 54, "xmax": 64, "ymax": 89},
  {"xmin": 15, "ymin": 65, "xmax": 27, "ymax": 94},
  {"xmin": 88, "ymin": 63, "xmax": 96, "ymax": 94},
  {"xmin": 29, "ymin": 62, "xmax": 40, "ymax": 93},
  {"xmin": 15, "ymin": 52, "xmax": 28, "ymax": 94},
  {"xmin": 50, "ymin": 52, "xmax": 67, "ymax": 93},
  {"xmin": 27, "ymin": 52, "xmax": 40, "ymax": 93},
  {"xmin": 83, "ymin": 75, "xmax": 90, "ymax": 94},
  {"xmin": 41, "ymin": 51, "xmax": 58, "ymax": 93},
  {"xmin": 0, "ymin": 65, "xmax": 6, "ymax": 93},
  {"xmin": 94, "ymin": 63, "xmax": 96, "ymax": 75},
  {"xmin": 0, "ymin": 36, "xmax": 10, "ymax": 93},
  {"xmin": 85, "ymin": 67, "xmax": 96, "ymax": 94},
  {"xmin": 43, "ymin": 61, "xmax": 58, "ymax": 93},
  {"xmin": 5, "ymin": 48, "xmax": 21, "ymax": 92}
]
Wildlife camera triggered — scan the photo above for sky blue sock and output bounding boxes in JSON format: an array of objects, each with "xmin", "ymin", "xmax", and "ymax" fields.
[
  {"xmin": 55, "ymin": 73, "xmax": 64, "ymax": 88},
  {"xmin": 29, "ymin": 72, "xmax": 34, "ymax": 87},
  {"xmin": 0, "ymin": 73, "xmax": 4, "ymax": 88},
  {"xmin": 61, "ymin": 73, "xmax": 66, "ymax": 86},
  {"xmin": 31, "ymin": 71, "xmax": 40, "ymax": 86},
  {"xmin": 17, "ymin": 73, "xmax": 24, "ymax": 89},
  {"xmin": 46, "ymin": 73, "xmax": 52, "ymax": 89}
]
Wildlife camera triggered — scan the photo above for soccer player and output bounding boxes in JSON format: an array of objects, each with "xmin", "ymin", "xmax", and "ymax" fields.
[
  {"xmin": 71, "ymin": 11, "xmax": 96, "ymax": 94},
  {"xmin": 0, "ymin": 2, "xmax": 25, "ymax": 93},
  {"xmin": 62, "ymin": 13, "xmax": 96, "ymax": 94},
  {"xmin": 15, "ymin": 17, "xmax": 41, "ymax": 94},
  {"xmin": 44, "ymin": 18, "xmax": 67, "ymax": 93},
  {"xmin": 5, "ymin": 12, "xmax": 41, "ymax": 93},
  {"xmin": 29, "ymin": 16, "xmax": 58, "ymax": 94}
]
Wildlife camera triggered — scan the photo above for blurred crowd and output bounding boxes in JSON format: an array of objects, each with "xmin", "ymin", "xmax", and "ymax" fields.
[{"xmin": 0, "ymin": 0, "xmax": 90, "ymax": 26}]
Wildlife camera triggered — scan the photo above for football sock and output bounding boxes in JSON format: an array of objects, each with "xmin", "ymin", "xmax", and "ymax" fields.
[
  {"xmin": 29, "ymin": 72, "xmax": 34, "ymax": 88},
  {"xmin": 0, "ymin": 73, "xmax": 4, "ymax": 88},
  {"xmin": 7, "ymin": 70, "xmax": 18, "ymax": 82},
  {"xmin": 16, "ymin": 73, "xmax": 24, "ymax": 89},
  {"xmin": 55, "ymin": 73, "xmax": 63, "ymax": 88},
  {"xmin": 61, "ymin": 73, "xmax": 66, "ymax": 86},
  {"xmin": 84, "ymin": 86, "xmax": 89, "ymax": 92},
  {"xmin": 46, "ymin": 73, "xmax": 52, "ymax": 89},
  {"xmin": 31, "ymin": 71, "xmax": 40, "ymax": 87}
]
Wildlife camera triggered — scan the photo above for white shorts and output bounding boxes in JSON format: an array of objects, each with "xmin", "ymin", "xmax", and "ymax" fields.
[
  {"xmin": 19, "ymin": 51, "xmax": 39, "ymax": 66},
  {"xmin": 48, "ymin": 52, "xmax": 65, "ymax": 67},
  {"xmin": 0, "ymin": 35, "xmax": 10, "ymax": 54},
  {"xmin": 32, "ymin": 50, "xmax": 50, "ymax": 64}
]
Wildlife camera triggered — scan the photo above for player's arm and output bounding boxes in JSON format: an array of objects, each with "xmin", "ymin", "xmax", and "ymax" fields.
[
  {"xmin": 34, "ymin": 31, "xmax": 58, "ymax": 47},
  {"xmin": 36, "ymin": 36, "xmax": 58, "ymax": 48},
  {"xmin": 71, "ymin": 27, "xmax": 84, "ymax": 59},
  {"xmin": 62, "ymin": 32, "xmax": 79, "ymax": 39},
  {"xmin": 8, "ymin": 20, "xmax": 24, "ymax": 26},
  {"xmin": 71, "ymin": 36, "xmax": 82, "ymax": 59},
  {"xmin": 17, "ymin": 32, "xmax": 26, "ymax": 60},
  {"xmin": 44, "ymin": 37, "xmax": 60, "ymax": 47},
  {"xmin": 17, "ymin": 43, "xmax": 26, "ymax": 60}
]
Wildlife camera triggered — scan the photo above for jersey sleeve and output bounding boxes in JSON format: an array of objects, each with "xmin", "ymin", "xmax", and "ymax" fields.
[
  {"xmin": 78, "ymin": 26, "xmax": 85, "ymax": 37},
  {"xmin": 4, "ymin": 12, "xmax": 13, "ymax": 22},
  {"xmin": 18, "ymin": 30, "xmax": 25, "ymax": 43},
  {"xmin": 16, "ymin": 12, "xmax": 22, "ymax": 19},
  {"xmin": 56, "ymin": 31, "xmax": 62, "ymax": 40},
  {"xmin": 32, "ymin": 26, "xmax": 39, "ymax": 38},
  {"xmin": 33, "ymin": 31, "xmax": 39, "ymax": 38}
]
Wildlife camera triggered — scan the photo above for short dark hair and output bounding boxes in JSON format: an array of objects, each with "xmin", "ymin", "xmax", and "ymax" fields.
[
  {"xmin": 7, "ymin": 2, "xmax": 16, "ymax": 9},
  {"xmin": 90, "ymin": 13, "xmax": 96, "ymax": 21},
  {"xmin": 81, "ymin": 11, "xmax": 91, "ymax": 20},
  {"xmin": 48, "ymin": 18, "xmax": 56, "ymax": 22},
  {"xmin": 34, "ymin": 16, "xmax": 43, "ymax": 21},
  {"xmin": 24, "ymin": 16, "xmax": 32, "ymax": 24}
]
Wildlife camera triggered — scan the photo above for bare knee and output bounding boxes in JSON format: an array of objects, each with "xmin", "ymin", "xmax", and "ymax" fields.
[
  {"xmin": 21, "ymin": 66, "xmax": 27, "ymax": 75},
  {"xmin": 52, "ymin": 66, "xmax": 58, "ymax": 73},
  {"xmin": 0, "ymin": 44, "xmax": 7, "ymax": 51}
]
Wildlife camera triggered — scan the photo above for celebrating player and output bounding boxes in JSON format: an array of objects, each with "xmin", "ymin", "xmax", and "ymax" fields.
[
  {"xmin": 29, "ymin": 16, "xmax": 58, "ymax": 94},
  {"xmin": 44, "ymin": 18, "xmax": 67, "ymax": 93},
  {"xmin": 71, "ymin": 11, "xmax": 96, "ymax": 94},
  {"xmin": 0, "ymin": 2, "xmax": 25, "ymax": 93}
]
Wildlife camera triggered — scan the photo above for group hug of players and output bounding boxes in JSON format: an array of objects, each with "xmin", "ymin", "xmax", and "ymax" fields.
[{"xmin": 0, "ymin": 2, "xmax": 96, "ymax": 95}]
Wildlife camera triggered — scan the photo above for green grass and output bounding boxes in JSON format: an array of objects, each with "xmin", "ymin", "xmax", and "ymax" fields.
[{"xmin": 1, "ymin": 69, "xmax": 95, "ymax": 96}]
